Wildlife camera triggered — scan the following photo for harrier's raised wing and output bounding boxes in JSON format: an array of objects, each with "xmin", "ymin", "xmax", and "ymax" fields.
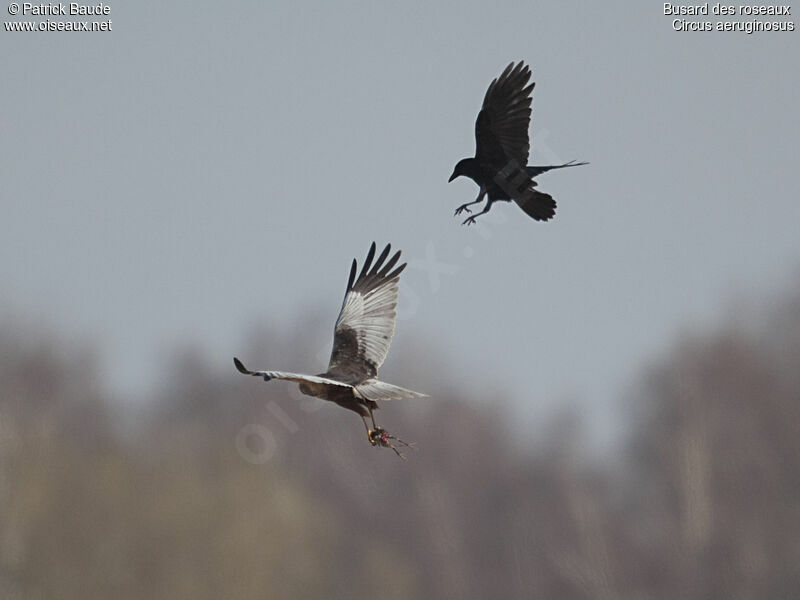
[
  {"xmin": 326, "ymin": 242, "xmax": 406, "ymax": 384},
  {"xmin": 475, "ymin": 61, "xmax": 534, "ymax": 168}
]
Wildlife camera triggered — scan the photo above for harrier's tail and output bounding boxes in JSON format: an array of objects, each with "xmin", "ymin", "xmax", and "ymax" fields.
[{"xmin": 355, "ymin": 379, "xmax": 427, "ymax": 401}]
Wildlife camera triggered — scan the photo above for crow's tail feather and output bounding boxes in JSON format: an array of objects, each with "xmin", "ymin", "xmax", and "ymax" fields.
[{"xmin": 513, "ymin": 190, "xmax": 556, "ymax": 222}]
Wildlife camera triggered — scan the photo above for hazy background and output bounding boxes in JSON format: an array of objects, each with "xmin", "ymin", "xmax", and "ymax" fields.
[{"xmin": 2, "ymin": 1, "xmax": 799, "ymax": 598}]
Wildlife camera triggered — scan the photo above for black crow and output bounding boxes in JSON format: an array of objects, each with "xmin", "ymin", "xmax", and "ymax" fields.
[
  {"xmin": 449, "ymin": 61, "xmax": 587, "ymax": 225},
  {"xmin": 234, "ymin": 242, "xmax": 423, "ymax": 457}
]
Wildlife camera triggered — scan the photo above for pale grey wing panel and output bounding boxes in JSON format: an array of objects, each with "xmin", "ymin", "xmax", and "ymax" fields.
[
  {"xmin": 234, "ymin": 357, "xmax": 352, "ymax": 388},
  {"xmin": 327, "ymin": 243, "xmax": 406, "ymax": 382},
  {"xmin": 355, "ymin": 379, "xmax": 428, "ymax": 401},
  {"xmin": 261, "ymin": 371, "xmax": 353, "ymax": 387},
  {"xmin": 334, "ymin": 278, "xmax": 399, "ymax": 366}
]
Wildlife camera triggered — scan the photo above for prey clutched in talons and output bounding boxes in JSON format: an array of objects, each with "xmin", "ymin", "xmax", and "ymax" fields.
[{"xmin": 368, "ymin": 427, "xmax": 416, "ymax": 459}]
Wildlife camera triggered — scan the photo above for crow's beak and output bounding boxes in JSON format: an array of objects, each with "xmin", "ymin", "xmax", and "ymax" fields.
[{"xmin": 448, "ymin": 172, "xmax": 457, "ymax": 183}]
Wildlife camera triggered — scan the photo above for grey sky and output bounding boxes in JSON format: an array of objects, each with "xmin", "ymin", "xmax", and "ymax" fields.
[{"xmin": 3, "ymin": 1, "xmax": 799, "ymax": 436}]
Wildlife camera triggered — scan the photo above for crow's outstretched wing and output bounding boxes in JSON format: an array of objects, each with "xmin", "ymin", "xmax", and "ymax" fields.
[
  {"xmin": 234, "ymin": 357, "xmax": 353, "ymax": 389},
  {"xmin": 326, "ymin": 242, "xmax": 406, "ymax": 384},
  {"xmin": 475, "ymin": 61, "xmax": 534, "ymax": 168}
]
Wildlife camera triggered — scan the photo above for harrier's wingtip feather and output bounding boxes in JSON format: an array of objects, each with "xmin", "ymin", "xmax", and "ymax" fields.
[
  {"xmin": 347, "ymin": 259, "xmax": 357, "ymax": 291},
  {"xmin": 377, "ymin": 250, "xmax": 402, "ymax": 277},
  {"xmin": 371, "ymin": 243, "xmax": 392, "ymax": 276},
  {"xmin": 233, "ymin": 357, "xmax": 250, "ymax": 375},
  {"xmin": 358, "ymin": 242, "xmax": 377, "ymax": 279}
]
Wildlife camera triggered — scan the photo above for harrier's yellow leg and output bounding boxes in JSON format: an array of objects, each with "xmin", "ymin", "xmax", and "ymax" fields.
[
  {"xmin": 361, "ymin": 415, "xmax": 376, "ymax": 445},
  {"xmin": 368, "ymin": 408, "xmax": 378, "ymax": 430}
]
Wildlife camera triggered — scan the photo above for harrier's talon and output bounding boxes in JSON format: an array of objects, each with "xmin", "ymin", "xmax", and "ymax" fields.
[{"xmin": 369, "ymin": 427, "xmax": 415, "ymax": 459}]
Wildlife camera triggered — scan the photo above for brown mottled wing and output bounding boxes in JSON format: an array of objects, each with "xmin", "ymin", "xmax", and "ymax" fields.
[
  {"xmin": 326, "ymin": 242, "xmax": 406, "ymax": 385},
  {"xmin": 475, "ymin": 61, "xmax": 534, "ymax": 168}
]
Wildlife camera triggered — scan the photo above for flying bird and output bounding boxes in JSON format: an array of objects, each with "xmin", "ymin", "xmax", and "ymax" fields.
[
  {"xmin": 448, "ymin": 61, "xmax": 587, "ymax": 225},
  {"xmin": 234, "ymin": 242, "xmax": 424, "ymax": 457}
]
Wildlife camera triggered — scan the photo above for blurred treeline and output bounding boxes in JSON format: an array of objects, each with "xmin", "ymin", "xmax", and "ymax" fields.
[{"xmin": 1, "ymin": 287, "xmax": 799, "ymax": 599}]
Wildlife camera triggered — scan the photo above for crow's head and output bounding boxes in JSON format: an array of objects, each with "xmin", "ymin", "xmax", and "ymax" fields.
[{"xmin": 448, "ymin": 158, "xmax": 472, "ymax": 183}]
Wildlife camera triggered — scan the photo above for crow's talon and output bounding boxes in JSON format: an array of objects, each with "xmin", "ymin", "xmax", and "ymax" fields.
[
  {"xmin": 463, "ymin": 216, "xmax": 477, "ymax": 226},
  {"xmin": 454, "ymin": 205, "xmax": 472, "ymax": 216}
]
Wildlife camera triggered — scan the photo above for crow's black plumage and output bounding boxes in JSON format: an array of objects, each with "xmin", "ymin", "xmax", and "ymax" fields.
[{"xmin": 448, "ymin": 61, "xmax": 587, "ymax": 225}]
